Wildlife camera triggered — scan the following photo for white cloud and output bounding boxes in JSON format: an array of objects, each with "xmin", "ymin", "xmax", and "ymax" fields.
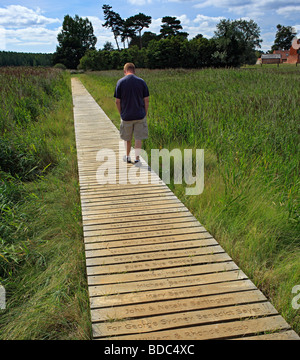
[
  {"xmin": 4, "ymin": 27, "xmax": 59, "ymax": 50},
  {"xmin": 148, "ymin": 13, "xmax": 224, "ymax": 39},
  {"xmin": 276, "ymin": 6, "xmax": 300, "ymax": 18},
  {"xmin": 191, "ymin": 14, "xmax": 225, "ymax": 37},
  {"xmin": 193, "ymin": 0, "xmax": 300, "ymax": 19},
  {"xmin": 0, "ymin": 5, "xmax": 60, "ymax": 28},
  {"xmin": 86, "ymin": 16, "xmax": 115, "ymax": 49},
  {"xmin": 177, "ymin": 14, "xmax": 192, "ymax": 26},
  {"xmin": 148, "ymin": 17, "xmax": 163, "ymax": 34},
  {"xmin": 0, "ymin": 5, "xmax": 60, "ymax": 51},
  {"xmin": 193, "ymin": 14, "xmax": 225, "ymax": 23},
  {"xmin": 194, "ymin": 0, "xmax": 262, "ymax": 18},
  {"xmin": 259, "ymin": 31, "xmax": 277, "ymax": 52}
]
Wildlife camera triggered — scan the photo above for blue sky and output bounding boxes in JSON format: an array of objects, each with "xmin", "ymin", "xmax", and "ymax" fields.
[{"xmin": 0, "ymin": 0, "xmax": 299, "ymax": 53}]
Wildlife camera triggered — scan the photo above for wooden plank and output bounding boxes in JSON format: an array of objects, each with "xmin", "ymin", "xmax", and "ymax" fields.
[
  {"xmin": 84, "ymin": 233, "xmax": 217, "ymax": 251},
  {"xmin": 234, "ymin": 330, "xmax": 300, "ymax": 340},
  {"xmin": 80, "ymin": 185, "xmax": 170, "ymax": 197},
  {"xmin": 80, "ymin": 186, "xmax": 172, "ymax": 196},
  {"xmin": 85, "ymin": 239, "xmax": 220, "ymax": 260},
  {"xmin": 84, "ymin": 218, "xmax": 199, "ymax": 234},
  {"xmin": 81, "ymin": 196, "xmax": 184, "ymax": 208},
  {"xmin": 82, "ymin": 208, "xmax": 190, "ymax": 223},
  {"xmin": 83, "ymin": 213, "xmax": 195, "ymax": 232},
  {"xmin": 81, "ymin": 201, "xmax": 186, "ymax": 216},
  {"xmin": 83, "ymin": 202, "xmax": 184, "ymax": 216},
  {"xmin": 81, "ymin": 194, "xmax": 181, "ymax": 208},
  {"xmin": 83, "ymin": 220, "xmax": 201, "ymax": 238},
  {"xmin": 84, "ymin": 226, "xmax": 208, "ymax": 244},
  {"xmin": 100, "ymin": 316, "xmax": 291, "ymax": 340},
  {"xmin": 80, "ymin": 183, "xmax": 167, "ymax": 194},
  {"xmin": 83, "ymin": 211, "xmax": 196, "ymax": 228},
  {"xmin": 82, "ymin": 208, "xmax": 190, "ymax": 224}
]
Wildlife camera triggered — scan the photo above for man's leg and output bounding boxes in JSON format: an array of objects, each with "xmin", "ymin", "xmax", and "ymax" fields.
[
  {"xmin": 125, "ymin": 140, "xmax": 131, "ymax": 157},
  {"xmin": 120, "ymin": 120, "xmax": 133, "ymax": 161},
  {"xmin": 135, "ymin": 139, "xmax": 142, "ymax": 161}
]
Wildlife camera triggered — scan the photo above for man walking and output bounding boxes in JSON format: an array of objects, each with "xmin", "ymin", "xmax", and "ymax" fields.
[{"xmin": 114, "ymin": 63, "xmax": 149, "ymax": 166}]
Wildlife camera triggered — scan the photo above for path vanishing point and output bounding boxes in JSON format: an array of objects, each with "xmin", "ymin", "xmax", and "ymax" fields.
[{"xmin": 71, "ymin": 77, "xmax": 299, "ymax": 340}]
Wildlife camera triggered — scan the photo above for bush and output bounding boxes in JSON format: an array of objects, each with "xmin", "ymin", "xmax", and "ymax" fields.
[
  {"xmin": 79, "ymin": 37, "xmax": 221, "ymax": 71},
  {"xmin": 54, "ymin": 63, "xmax": 67, "ymax": 70}
]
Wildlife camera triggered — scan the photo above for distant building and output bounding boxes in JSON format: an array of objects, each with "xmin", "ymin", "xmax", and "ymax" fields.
[
  {"xmin": 286, "ymin": 38, "xmax": 300, "ymax": 64},
  {"xmin": 272, "ymin": 39, "xmax": 300, "ymax": 64},
  {"xmin": 273, "ymin": 50, "xmax": 290, "ymax": 63},
  {"xmin": 261, "ymin": 54, "xmax": 281, "ymax": 64}
]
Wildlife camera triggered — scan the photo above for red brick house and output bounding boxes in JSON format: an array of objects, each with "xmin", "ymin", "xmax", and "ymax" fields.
[
  {"xmin": 272, "ymin": 38, "xmax": 300, "ymax": 64},
  {"xmin": 273, "ymin": 50, "xmax": 290, "ymax": 63}
]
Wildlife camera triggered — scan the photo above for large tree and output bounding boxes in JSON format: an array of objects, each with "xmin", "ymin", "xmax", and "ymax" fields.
[
  {"xmin": 120, "ymin": 18, "xmax": 136, "ymax": 49},
  {"xmin": 126, "ymin": 13, "xmax": 152, "ymax": 49},
  {"xmin": 160, "ymin": 16, "xmax": 188, "ymax": 39},
  {"xmin": 271, "ymin": 24, "xmax": 297, "ymax": 51},
  {"xmin": 102, "ymin": 4, "xmax": 124, "ymax": 50},
  {"xmin": 53, "ymin": 15, "xmax": 97, "ymax": 69},
  {"xmin": 213, "ymin": 19, "xmax": 262, "ymax": 67}
]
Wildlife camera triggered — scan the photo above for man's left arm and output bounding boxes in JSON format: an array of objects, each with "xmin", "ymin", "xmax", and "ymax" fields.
[{"xmin": 144, "ymin": 97, "xmax": 149, "ymax": 116}]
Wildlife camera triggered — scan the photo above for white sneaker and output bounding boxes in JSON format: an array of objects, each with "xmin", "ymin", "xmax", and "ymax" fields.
[
  {"xmin": 134, "ymin": 159, "xmax": 142, "ymax": 167},
  {"xmin": 123, "ymin": 155, "xmax": 131, "ymax": 163}
]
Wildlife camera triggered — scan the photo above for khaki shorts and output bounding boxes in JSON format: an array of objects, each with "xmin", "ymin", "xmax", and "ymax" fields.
[{"xmin": 120, "ymin": 117, "xmax": 148, "ymax": 141}]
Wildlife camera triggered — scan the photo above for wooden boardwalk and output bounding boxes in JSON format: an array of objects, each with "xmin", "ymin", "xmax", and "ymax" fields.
[{"xmin": 72, "ymin": 78, "xmax": 299, "ymax": 340}]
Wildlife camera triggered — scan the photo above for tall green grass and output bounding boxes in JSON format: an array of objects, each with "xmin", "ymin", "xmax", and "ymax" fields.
[
  {"xmin": 79, "ymin": 65, "xmax": 299, "ymax": 334},
  {"xmin": 0, "ymin": 68, "xmax": 91, "ymax": 339}
]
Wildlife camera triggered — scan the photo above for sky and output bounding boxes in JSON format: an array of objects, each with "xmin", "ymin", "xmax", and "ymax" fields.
[{"xmin": 0, "ymin": 0, "xmax": 300, "ymax": 53}]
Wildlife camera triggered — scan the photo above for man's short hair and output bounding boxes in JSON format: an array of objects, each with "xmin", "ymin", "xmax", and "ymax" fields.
[{"xmin": 124, "ymin": 63, "xmax": 135, "ymax": 73}]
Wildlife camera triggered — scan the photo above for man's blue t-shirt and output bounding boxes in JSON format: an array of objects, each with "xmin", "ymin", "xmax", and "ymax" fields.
[{"xmin": 114, "ymin": 74, "xmax": 149, "ymax": 121}]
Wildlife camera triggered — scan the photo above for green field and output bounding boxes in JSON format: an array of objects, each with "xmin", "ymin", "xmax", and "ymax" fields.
[
  {"xmin": 0, "ymin": 65, "xmax": 299, "ymax": 338},
  {"xmin": 78, "ymin": 65, "xmax": 300, "ymax": 334}
]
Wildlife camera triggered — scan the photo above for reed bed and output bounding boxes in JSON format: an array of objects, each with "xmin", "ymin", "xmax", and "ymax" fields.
[{"xmin": 0, "ymin": 67, "xmax": 90, "ymax": 339}]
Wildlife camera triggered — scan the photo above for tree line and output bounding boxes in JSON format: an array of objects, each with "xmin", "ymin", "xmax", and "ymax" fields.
[
  {"xmin": 0, "ymin": 51, "xmax": 53, "ymax": 67},
  {"xmin": 54, "ymin": 5, "xmax": 297, "ymax": 70},
  {"xmin": 54, "ymin": 4, "xmax": 263, "ymax": 70}
]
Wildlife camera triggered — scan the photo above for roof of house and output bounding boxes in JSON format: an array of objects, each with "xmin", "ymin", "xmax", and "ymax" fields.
[{"xmin": 262, "ymin": 54, "xmax": 281, "ymax": 59}]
